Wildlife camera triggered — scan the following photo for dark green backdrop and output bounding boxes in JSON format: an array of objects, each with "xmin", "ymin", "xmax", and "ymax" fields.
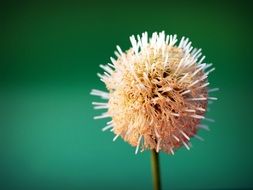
[{"xmin": 1, "ymin": 1, "xmax": 253, "ymax": 189}]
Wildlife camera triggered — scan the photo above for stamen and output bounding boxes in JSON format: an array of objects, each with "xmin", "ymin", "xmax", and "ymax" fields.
[
  {"xmin": 197, "ymin": 124, "xmax": 210, "ymax": 131},
  {"xmin": 102, "ymin": 125, "xmax": 113, "ymax": 132},
  {"xmin": 208, "ymin": 97, "xmax": 218, "ymax": 100},
  {"xmin": 194, "ymin": 134, "xmax": 204, "ymax": 141},
  {"xmin": 196, "ymin": 107, "xmax": 205, "ymax": 112},
  {"xmin": 208, "ymin": 88, "xmax": 219, "ymax": 93},
  {"xmin": 180, "ymin": 89, "xmax": 191, "ymax": 95},
  {"xmin": 113, "ymin": 134, "xmax": 120, "ymax": 142},
  {"xmin": 173, "ymin": 135, "xmax": 180, "ymax": 142},
  {"xmin": 170, "ymin": 147, "xmax": 175, "ymax": 155},
  {"xmin": 116, "ymin": 45, "xmax": 123, "ymax": 55},
  {"xmin": 171, "ymin": 113, "xmax": 180, "ymax": 117},
  {"xmin": 180, "ymin": 130, "xmax": 190, "ymax": 140},
  {"xmin": 187, "ymin": 97, "xmax": 207, "ymax": 101},
  {"xmin": 90, "ymin": 89, "xmax": 109, "ymax": 99},
  {"xmin": 135, "ymin": 135, "xmax": 142, "ymax": 154},
  {"xmin": 184, "ymin": 109, "xmax": 196, "ymax": 113},
  {"xmin": 205, "ymin": 118, "xmax": 215, "ymax": 122},
  {"xmin": 190, "ymin": 114, "xmax": 205, "ymax": 119},
  {"xmin": 182, "ymin": 141, "xmax": 190, "ymax": 150},
  {"xmin": 156, "ymin": 139, "xmax": 161, "ymax": 153},
  {"xmin": 94, "ymin": 113, "xmax": 110, "ymax": 120}
]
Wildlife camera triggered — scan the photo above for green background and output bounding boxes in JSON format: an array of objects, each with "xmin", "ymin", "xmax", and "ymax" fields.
[{"xmin": 1, "ymin": 1, "xmax": 253, "ymax": 189}]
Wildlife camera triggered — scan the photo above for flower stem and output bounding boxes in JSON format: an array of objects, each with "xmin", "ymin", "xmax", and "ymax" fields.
[{"xmin": 151, "ymin": 150, "xmax": 161, "ymax": 190}]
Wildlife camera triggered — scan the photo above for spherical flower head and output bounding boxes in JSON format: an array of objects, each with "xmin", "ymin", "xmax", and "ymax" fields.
[{"xmin": 91, "ymin": 31, "xmax": 217, "ymax": 155}]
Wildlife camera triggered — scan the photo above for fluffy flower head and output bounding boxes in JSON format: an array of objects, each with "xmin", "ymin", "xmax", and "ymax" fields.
[{"xmin": 91, "ymin": 31, "xmax": 217, "ymax": 154}]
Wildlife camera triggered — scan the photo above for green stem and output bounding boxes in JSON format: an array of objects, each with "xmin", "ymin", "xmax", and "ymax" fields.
[{"xmin": 151, "ymin": 150, "xmax": 161, "ymax": 190}]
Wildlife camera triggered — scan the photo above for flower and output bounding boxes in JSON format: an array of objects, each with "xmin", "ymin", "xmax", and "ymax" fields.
[{"xmin": 91, "ymin": 31, "xmax": 217, "ymax": 154}]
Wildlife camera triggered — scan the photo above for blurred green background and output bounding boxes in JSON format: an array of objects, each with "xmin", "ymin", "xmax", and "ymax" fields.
[{"xmin": 1, "ymin": 1, "xmax": 253, "ymax": 189}]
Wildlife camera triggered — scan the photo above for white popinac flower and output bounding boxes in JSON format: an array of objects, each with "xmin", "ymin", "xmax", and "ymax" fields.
[{"xmin": 91, "ymin": 31, "xmax": 218, "ymax": 155}]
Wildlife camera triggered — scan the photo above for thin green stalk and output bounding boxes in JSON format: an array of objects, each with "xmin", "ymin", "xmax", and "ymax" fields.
[{"xmin": 151, "ymin": 150, "xmax": 161, "ymax": 190}]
